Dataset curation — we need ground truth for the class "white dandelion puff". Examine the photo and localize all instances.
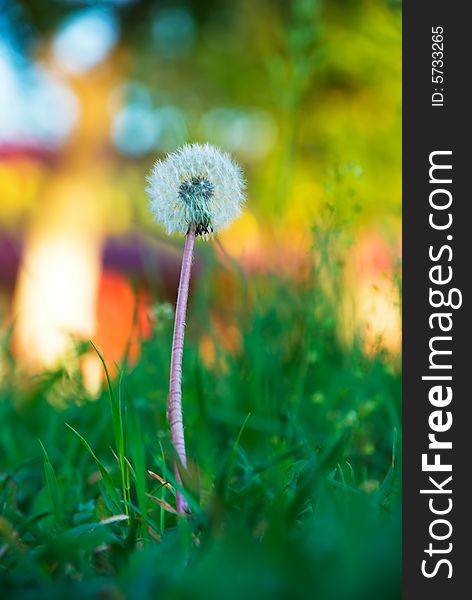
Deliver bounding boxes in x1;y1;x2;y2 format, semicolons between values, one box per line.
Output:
146;143;246;236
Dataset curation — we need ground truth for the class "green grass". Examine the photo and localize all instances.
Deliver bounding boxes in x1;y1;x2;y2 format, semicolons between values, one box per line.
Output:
0;231;401;600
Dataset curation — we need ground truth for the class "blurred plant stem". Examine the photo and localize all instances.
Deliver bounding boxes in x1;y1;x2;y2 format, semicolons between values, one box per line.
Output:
168;227;196;513
267;0;322;213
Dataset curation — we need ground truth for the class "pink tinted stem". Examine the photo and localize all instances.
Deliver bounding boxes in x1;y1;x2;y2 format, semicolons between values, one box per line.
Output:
168;227;196;513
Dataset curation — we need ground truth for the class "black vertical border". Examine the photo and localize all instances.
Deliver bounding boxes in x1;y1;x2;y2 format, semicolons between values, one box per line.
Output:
403;2;470;597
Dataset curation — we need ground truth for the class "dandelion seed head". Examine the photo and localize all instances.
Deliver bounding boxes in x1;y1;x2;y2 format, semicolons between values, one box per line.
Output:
146;143;246;236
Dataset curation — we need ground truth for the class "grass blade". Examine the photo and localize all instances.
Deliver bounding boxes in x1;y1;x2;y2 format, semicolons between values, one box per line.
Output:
90;342;129;513
38;440;63;529
65;423;121;510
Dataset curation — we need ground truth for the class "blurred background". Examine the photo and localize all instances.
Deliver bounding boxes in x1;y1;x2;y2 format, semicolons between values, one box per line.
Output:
0;1;402;597
0;0;401;386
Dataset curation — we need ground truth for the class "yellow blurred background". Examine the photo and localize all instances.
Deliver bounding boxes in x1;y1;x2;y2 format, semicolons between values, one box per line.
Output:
0;0;401;387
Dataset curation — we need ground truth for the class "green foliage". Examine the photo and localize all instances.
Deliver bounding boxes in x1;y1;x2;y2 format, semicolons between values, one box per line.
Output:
0;1;401;597
0;236;401;599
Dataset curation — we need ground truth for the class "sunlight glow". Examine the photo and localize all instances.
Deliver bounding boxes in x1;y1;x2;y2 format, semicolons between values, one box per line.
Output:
13;215;101;371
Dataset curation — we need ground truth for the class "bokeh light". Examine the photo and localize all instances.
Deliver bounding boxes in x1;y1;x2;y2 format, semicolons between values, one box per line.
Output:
53;7;119;74
0;0;401;374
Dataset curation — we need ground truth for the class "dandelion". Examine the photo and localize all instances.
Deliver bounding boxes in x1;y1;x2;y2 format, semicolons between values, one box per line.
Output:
147;143;246;512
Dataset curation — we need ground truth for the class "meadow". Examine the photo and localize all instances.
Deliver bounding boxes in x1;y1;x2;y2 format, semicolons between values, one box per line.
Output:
0;222;401;598
0;1;401;597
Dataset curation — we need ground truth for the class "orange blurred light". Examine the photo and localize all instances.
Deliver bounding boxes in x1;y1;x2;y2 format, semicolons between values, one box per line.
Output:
342;229;401;355
93;272;151;362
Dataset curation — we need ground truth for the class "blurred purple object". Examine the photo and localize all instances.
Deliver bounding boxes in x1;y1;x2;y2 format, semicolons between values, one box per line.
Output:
0;235;21;287
102;234;201;299
0;231;201;300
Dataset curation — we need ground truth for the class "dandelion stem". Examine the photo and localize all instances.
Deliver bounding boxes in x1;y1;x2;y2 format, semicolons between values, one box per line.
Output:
168;226;195;513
